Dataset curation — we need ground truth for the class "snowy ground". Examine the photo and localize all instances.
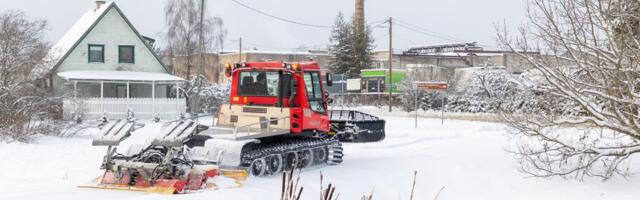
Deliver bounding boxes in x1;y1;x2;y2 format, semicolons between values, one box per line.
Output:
1;111;639;200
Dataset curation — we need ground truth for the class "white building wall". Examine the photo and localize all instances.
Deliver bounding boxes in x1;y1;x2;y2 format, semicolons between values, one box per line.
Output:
57;8;165;73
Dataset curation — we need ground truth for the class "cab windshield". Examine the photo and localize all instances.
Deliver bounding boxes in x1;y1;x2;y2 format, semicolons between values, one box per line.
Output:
303;71;325;113
238;71;279;96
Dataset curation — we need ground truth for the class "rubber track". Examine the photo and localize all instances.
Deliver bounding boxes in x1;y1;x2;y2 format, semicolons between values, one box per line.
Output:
334;127;386;143
240;137;341;168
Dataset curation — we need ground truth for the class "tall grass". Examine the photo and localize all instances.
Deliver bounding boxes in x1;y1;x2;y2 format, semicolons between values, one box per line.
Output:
280;167;445;200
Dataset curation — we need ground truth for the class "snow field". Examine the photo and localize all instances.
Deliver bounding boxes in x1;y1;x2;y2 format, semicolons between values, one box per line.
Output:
1;114;639;200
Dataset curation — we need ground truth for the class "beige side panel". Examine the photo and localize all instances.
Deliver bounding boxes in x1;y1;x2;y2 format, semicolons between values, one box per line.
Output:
218;104;290;130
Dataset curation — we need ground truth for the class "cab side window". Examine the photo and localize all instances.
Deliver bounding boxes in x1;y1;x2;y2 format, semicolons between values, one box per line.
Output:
303;72;325;113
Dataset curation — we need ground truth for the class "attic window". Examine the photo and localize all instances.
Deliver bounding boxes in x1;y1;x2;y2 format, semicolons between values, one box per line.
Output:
119;45;135;63
88;44;104;63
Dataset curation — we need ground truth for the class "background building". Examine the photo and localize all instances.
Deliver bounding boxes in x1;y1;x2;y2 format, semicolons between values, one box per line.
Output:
371;42;537;74
164;50;330;84
162;53;221;83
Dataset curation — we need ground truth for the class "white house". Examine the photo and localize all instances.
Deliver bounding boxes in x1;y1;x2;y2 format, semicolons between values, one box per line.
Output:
33;1;185;120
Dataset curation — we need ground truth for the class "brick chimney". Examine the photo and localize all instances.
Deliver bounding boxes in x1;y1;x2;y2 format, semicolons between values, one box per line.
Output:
355;0;365;34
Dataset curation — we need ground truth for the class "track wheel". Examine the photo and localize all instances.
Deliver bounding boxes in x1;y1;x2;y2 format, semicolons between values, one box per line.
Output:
312;147;327;164
327;143;343;165
297;149;314;168
264;154;283;175
249;158;266;177
283;152;298;170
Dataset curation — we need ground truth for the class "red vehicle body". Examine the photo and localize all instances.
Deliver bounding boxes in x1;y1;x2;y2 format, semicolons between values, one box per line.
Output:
225;61;331;134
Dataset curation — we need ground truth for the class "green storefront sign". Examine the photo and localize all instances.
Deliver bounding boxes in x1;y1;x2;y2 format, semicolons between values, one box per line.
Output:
360;69;406;93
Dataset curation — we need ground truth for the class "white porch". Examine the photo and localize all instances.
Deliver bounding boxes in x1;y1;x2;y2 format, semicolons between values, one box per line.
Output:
59;71;186;120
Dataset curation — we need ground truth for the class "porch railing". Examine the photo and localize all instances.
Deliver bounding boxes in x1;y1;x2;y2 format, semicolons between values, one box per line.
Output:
63;97;186;121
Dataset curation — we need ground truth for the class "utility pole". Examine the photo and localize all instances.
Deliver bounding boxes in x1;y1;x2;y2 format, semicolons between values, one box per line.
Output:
195;0;205;124
199;0;205;77
238;37;243;63
388;17;393;112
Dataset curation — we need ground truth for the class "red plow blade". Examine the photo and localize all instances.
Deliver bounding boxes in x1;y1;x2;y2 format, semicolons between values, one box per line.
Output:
79;169;247;194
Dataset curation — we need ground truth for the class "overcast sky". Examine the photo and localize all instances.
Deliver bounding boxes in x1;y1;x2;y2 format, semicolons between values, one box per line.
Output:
0;0;529;51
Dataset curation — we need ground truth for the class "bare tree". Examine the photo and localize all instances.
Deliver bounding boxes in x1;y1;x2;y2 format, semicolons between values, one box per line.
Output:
0;10;71;142
498;0;640;180
162;0;227;114
0;10;48;85
162;0;227;81
399;71;421;112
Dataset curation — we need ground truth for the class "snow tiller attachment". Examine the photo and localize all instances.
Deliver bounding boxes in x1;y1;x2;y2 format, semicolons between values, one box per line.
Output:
329;110;386;143
82;119;248;194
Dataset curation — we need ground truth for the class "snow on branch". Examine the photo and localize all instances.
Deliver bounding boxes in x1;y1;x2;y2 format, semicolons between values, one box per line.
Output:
498;0;640;180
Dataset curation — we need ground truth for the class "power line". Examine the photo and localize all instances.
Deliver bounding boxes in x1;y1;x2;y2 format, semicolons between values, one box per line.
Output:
369;22;389;30
243;41;294;51
230;39;328;51
393;18;466;43
394;19;465;42
244;40;307;51
391;19;505;49
394;32;424;46
367;19;388;26
395;20;502;49
229;0;332;28
395;23;463;43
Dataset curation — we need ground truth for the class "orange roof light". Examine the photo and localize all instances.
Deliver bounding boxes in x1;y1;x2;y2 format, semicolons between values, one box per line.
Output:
291;63;300;71
224;63;232;77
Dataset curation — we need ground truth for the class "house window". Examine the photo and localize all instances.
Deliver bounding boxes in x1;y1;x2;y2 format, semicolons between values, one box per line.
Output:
88;44;104;63
129;83;152;98
76;82;101;98
119;45;134;63
103;83;128;98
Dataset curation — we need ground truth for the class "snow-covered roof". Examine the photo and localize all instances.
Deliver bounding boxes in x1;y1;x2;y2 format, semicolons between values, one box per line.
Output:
406;64;439;68
372;49;404;54
31;2;114;78
53;2;114;60
58;71;184;82
31;1;170;78
373;50;470;56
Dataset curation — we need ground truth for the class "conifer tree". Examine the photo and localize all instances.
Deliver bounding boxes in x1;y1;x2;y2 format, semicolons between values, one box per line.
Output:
351;16;375;78
328;12;353;76
328;12;374;78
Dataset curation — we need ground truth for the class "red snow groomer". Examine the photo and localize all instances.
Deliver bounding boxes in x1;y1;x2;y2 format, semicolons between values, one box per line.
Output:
83;61;385;194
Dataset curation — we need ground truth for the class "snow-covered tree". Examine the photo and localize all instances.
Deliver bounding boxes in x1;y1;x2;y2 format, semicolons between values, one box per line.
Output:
328;12;354;76
0;11;48;85
328;12;374;78
498;0;640;180
399;72;421;111
464;68;521;99
0;10;68;142
351;16;375;78
192;83;229;114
